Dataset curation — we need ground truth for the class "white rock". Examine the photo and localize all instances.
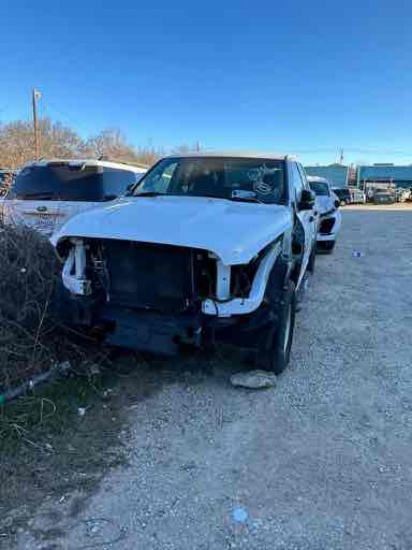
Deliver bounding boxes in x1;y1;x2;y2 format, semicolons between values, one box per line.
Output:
230;370;277;389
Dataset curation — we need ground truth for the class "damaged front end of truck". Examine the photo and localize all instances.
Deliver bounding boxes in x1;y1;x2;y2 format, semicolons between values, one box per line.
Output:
55;234;287;355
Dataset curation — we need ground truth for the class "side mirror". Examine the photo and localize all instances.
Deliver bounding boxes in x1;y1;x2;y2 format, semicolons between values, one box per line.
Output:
334;199;340;208
298;189;316;211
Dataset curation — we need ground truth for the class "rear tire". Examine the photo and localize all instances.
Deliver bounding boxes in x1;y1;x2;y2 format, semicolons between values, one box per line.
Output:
258;280;296;375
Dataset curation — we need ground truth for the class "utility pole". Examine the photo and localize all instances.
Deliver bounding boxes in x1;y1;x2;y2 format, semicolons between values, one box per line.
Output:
32;88;41;159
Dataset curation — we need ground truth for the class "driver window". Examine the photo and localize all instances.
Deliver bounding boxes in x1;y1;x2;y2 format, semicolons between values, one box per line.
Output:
291;163;304;201
297;163;310;189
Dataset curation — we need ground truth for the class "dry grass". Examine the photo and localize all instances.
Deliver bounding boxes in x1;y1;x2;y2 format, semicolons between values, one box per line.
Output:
0;223;111;394
0;223;62;390
0;223;134;546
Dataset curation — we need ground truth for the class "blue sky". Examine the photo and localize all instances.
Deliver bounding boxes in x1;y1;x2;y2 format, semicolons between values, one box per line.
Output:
1;0;412;165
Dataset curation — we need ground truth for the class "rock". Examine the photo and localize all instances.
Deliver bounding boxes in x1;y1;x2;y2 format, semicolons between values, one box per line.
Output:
230;370;276;389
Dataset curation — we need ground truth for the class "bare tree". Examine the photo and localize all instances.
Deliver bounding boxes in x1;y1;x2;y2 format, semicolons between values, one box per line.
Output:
0;116;195;171
171;142;203;155
0;118;83;169
82;128;140;163
135;146;162;166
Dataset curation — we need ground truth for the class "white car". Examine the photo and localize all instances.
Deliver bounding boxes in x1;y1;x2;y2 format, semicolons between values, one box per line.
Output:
396;188;411;202
308;176;342;253
1;159;147;235
52;153;318;374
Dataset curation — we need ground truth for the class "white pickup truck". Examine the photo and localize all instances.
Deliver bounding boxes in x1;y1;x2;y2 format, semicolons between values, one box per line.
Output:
52;153;318;374
308;175;342;253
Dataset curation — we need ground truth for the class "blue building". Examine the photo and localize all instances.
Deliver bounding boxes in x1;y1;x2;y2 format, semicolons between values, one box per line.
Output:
304;164;349;188
357;164;412;190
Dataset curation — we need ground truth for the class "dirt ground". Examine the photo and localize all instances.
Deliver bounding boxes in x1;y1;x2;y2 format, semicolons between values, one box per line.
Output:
2;206;412;549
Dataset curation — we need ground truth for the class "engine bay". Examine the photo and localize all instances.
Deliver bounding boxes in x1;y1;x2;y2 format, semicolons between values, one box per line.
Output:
59;238;265;317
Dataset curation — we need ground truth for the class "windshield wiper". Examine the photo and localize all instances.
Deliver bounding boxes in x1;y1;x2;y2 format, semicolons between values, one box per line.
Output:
228;195;262;203
133;191;165;198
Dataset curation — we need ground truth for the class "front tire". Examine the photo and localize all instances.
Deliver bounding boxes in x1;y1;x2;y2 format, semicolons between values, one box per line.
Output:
258;280;296;375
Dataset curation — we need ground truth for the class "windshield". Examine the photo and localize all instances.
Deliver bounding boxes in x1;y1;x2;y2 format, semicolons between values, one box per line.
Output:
309;181;329;196
132;157;286;204
11;164;140;201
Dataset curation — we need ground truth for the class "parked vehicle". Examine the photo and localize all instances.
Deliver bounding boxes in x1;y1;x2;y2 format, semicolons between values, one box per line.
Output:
1;159;147;235
396;188;411;202
373;190;396;204
308;176;342;253
332;187;365;205
349;188;366;204
332;187;351;206
52;153;318;374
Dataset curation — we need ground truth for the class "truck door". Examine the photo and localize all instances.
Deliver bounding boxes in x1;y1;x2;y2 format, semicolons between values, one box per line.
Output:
290;162;317;288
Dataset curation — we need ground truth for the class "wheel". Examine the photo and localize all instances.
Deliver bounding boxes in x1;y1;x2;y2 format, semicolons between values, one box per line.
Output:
318;240;335;254
257;280;296;375
340;200;346;207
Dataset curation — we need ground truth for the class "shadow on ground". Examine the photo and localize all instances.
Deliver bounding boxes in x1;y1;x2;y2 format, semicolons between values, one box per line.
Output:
0;345;250;548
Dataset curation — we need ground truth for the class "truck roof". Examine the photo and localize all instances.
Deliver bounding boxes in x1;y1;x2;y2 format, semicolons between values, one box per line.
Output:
163;151;294;161
18;159;148;173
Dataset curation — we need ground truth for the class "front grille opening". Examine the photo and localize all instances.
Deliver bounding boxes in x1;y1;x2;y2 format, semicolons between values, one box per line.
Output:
87;239;216;315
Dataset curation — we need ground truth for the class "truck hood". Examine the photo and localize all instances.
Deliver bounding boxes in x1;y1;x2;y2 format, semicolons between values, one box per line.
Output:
51;195;292;265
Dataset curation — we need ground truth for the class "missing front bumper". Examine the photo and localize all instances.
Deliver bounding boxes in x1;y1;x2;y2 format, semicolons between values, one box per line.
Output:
102;307;203;355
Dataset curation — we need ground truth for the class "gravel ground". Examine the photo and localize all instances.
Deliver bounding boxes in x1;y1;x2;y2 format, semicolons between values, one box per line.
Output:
22;208;412;549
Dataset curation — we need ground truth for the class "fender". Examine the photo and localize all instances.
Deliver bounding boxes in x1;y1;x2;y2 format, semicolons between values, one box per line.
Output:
202;241;283;317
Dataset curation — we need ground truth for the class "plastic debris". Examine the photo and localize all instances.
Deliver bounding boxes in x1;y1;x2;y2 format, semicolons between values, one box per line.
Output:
0;360;72;405
88;363;101;376
232;507;249;523
352;250;363;258
78;407;87;417
230;370;277;389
